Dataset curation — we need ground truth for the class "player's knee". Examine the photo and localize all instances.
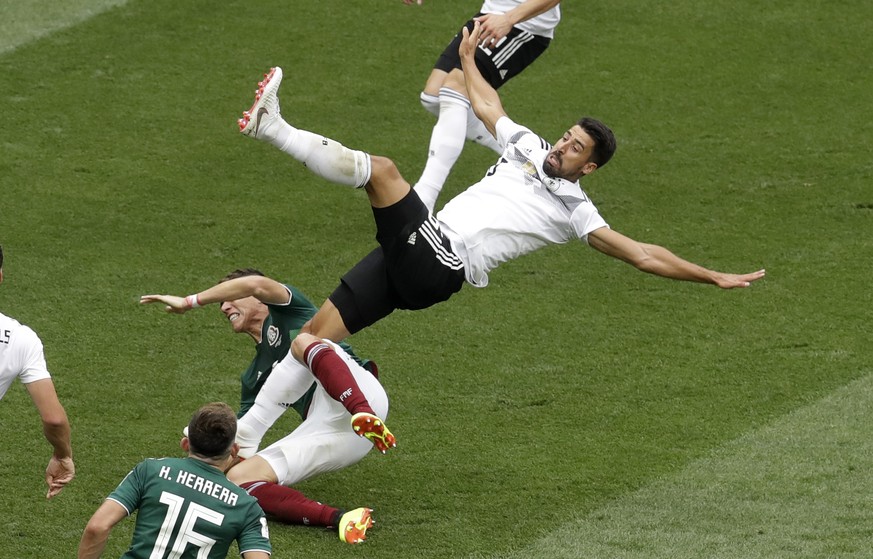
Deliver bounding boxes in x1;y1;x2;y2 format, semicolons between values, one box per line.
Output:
291;332;319;362
420;91;440;116
443;69;467;95
370;156;402;182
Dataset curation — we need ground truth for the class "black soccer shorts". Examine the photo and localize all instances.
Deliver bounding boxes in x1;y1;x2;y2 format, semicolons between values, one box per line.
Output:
433;15;551;90
329;190;465;334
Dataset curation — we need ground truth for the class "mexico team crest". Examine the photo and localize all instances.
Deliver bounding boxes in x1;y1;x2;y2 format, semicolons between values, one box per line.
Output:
266;325;281;347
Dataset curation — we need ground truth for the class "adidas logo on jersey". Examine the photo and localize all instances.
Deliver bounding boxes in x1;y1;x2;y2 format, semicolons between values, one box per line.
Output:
407;232;417;245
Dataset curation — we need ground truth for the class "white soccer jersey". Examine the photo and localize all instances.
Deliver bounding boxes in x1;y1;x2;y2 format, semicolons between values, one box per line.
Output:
437;116;608;288
480;0;561;39
0;312;51;400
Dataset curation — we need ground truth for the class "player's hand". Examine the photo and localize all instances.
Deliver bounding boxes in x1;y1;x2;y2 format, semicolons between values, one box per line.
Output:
45;456;75;499
474;13;512;47
140;294;191;314
714;269;766;289
460;21;482;61
401;0;422;4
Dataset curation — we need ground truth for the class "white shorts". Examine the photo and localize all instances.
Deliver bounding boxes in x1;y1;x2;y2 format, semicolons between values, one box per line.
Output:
240;340;389;486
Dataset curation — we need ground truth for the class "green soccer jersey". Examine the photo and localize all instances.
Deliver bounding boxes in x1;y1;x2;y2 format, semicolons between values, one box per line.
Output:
108;457;271;559
237;284;373;418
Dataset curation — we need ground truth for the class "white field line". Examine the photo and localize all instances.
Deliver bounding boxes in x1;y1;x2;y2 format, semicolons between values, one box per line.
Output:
487;371;873;559
0;0;130;55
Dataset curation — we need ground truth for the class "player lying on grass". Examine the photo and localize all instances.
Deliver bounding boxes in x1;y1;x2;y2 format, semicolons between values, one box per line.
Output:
141;270;391;543
233;21;765;414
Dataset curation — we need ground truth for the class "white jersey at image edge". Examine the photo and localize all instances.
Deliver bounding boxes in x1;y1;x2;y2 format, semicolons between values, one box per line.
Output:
0;312;51;400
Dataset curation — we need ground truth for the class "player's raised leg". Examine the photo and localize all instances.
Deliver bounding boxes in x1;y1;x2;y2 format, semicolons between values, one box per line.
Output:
239;67;370;188
238;67;409;208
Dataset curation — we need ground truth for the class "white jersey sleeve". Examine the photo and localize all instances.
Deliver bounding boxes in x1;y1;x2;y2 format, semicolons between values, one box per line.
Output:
0;314;51;400
495;115;529;149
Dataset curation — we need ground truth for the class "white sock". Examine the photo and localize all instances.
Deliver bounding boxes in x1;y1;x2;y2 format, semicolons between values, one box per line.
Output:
466;110;502;153
270;120;371;188
423;90;500;153
236;411;271;459
413;87;470;211
420;91;440;117
423;90;500;152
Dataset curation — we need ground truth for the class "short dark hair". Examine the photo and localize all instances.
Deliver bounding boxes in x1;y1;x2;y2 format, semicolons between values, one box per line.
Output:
577;117;617;169
187;402;237;459
219;268;264;283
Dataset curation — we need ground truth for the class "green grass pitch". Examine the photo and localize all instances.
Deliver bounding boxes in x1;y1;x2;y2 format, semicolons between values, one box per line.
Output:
0;0;871;557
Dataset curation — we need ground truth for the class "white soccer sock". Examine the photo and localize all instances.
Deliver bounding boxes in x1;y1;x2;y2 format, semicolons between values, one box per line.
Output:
272;121;371;188
413;87;470;211
424;90;500;152
420;91;440;117
236;411;271;459
466;110;502;153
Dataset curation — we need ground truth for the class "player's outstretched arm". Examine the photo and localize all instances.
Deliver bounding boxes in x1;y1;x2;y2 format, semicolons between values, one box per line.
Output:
459;22;508;138
26;379;75;498
140;276;292;313
78;500;128;559
587;227;765;288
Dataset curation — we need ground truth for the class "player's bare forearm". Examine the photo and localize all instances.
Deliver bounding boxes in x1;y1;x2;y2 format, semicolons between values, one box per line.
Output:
588;228;765;289
44;420;72;460
79;502;127;558
77;532;109;559
27;379;74;460
635;243;765;288
459;22;507;136
141;276;290;312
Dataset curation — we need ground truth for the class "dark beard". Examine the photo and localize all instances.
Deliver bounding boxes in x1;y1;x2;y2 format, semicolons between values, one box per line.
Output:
542;156;559;178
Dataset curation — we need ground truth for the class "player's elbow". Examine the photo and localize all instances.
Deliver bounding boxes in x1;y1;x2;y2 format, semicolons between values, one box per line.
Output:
40;405;70;431
291;332;319;362
632;254;659;274
37;402;70;433
245;275;275;297
625;243;662;274
83;517;114;542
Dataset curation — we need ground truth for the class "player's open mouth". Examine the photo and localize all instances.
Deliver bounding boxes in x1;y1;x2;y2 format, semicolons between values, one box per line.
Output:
547;153;560;168
228;313;240;322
